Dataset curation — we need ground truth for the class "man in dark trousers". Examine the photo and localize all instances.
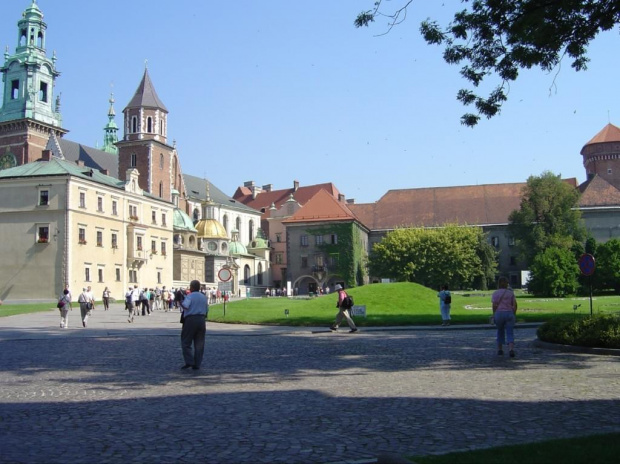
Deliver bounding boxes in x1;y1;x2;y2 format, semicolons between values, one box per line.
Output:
180;280;209;370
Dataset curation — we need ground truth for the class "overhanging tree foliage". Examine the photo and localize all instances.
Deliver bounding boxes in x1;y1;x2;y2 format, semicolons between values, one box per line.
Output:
508;171;586;266
369;224;497;289
355;1;620;126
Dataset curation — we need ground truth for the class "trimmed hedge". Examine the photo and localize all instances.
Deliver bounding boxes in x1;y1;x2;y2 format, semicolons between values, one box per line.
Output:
537;315;620;349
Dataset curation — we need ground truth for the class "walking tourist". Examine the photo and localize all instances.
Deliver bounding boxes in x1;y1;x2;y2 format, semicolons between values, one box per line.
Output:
329;284;357;333
437;284;452;326
180;280;209;370
492;276;518;357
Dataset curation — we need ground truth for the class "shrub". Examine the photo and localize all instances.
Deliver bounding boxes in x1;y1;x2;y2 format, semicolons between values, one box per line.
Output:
537;315;620;348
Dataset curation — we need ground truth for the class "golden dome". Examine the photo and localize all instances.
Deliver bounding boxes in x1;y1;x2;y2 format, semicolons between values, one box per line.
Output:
195;219;228;239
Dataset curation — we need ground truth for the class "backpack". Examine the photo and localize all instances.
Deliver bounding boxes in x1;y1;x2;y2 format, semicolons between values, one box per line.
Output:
342;295;354;310
444;293;452;305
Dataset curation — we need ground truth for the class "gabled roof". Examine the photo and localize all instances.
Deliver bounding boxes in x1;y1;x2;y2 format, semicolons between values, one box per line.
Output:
125;69;168;112
183;174;260;215
579;174;620;207
282;189;359;225
233;182;341;212
582;123;620;152
48;137;119;178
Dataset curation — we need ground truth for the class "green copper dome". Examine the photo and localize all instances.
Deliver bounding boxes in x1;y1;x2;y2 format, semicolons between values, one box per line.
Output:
173;208;197;232
249;228;269;249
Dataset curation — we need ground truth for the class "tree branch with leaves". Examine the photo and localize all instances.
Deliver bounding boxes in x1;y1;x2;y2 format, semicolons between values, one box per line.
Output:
355;0;620;126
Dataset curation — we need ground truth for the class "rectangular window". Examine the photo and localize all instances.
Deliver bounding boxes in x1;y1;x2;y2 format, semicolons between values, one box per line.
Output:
276;233;282;243
330;234;338;244
39;82;48;102
136;236;143;251
11;80;19;99
162;213;166;226
111;233;118;248
129;270;137;283
85;268;90;282
491;236;499;248
157;271;162;284
275;253;283;264
115;268;121;282
79;192;86;208
510;256;517;266
300;235;308;247
96;231;103;247
151;240;157;253
39;190;49;206
131;153;137;167
301;256;308;268
129;205;138;221
37;226;49;243
112;200;118;216
98;268;103;283
161;242;167;256
315;235;323;245
508;237;515;246
97;197;103;212
316;255;324;267
329;253;339;267
152;211;157;224
79;228;86;244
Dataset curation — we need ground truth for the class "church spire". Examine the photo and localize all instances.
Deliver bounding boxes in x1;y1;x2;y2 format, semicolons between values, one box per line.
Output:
102;93;119;154
0;0;61;126
122;68;168;144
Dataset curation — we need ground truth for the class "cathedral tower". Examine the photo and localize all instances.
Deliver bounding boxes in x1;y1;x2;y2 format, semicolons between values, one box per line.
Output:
0;0;66;170
117;68;187;209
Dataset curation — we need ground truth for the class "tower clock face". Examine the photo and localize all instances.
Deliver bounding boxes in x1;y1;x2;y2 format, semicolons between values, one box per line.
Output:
0;152;17;170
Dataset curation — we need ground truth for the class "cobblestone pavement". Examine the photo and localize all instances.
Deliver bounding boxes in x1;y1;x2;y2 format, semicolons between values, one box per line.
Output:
1;304;619;464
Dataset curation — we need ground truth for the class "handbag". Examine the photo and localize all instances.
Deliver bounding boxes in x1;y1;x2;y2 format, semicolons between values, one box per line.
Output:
87;302;93;310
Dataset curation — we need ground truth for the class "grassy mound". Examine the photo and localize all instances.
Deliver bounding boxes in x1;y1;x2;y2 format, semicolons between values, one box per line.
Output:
537;314;620;349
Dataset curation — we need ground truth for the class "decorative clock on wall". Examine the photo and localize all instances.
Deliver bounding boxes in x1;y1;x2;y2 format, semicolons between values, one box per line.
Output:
0;152;16;170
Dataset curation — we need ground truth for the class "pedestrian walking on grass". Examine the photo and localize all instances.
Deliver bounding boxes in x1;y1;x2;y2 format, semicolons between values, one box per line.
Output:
492;276;518;358
437;284;452;326
329;284;357;333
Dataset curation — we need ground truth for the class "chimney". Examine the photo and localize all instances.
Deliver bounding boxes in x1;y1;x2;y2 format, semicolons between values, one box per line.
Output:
346;198;355;204
338;194;345;202
244;181;255;188
293;180;299;191
101;169;109;176
262;184;272;192
41;149;52;161
76;160;85;167
252;185;262;200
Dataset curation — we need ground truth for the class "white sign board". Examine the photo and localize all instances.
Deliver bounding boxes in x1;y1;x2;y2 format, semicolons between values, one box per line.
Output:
350;305;366;318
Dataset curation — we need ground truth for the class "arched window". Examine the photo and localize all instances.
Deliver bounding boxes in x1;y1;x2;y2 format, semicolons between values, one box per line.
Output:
37;31;43;48
244;265;251;285
236;217;241;233
193;208;200;222
223;215;228;233
147;117;152;133
159;181;163;198
188;236;195;247
131;116;138;133
257;263;263;285
249;220;254;241
160;153;164;169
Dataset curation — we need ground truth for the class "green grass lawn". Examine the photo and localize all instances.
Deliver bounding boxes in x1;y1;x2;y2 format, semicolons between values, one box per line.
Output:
2;282;618;325
411;432;620;464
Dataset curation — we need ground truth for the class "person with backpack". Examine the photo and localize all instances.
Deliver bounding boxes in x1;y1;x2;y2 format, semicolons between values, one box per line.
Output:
437;284;452;326
329;284;357;333
58;288;71;328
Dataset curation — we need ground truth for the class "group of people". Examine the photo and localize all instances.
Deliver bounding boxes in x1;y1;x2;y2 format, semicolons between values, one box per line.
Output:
437;277;518;357
56;285;96;329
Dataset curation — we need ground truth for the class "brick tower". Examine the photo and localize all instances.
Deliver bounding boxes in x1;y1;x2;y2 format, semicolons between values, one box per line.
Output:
581;123;620;191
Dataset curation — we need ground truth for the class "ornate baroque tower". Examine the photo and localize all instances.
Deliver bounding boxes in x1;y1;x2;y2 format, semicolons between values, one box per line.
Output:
101;93;119;154
0;0;66;170
116;68;187;210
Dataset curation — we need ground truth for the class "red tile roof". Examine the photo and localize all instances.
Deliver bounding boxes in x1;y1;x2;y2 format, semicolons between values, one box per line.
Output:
233;182;341;212
282;189;358;224
582;123;620;151
579;174;620;207
348;180;578;230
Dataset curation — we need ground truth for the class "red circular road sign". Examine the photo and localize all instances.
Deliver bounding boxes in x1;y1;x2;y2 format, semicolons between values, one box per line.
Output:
218;268;232;282
578;253;596;276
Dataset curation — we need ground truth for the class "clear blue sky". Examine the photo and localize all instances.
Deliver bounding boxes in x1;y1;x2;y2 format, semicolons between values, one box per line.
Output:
2;1;619;204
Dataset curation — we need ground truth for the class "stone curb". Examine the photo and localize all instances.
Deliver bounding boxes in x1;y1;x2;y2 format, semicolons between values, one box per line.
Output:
533;338;620;356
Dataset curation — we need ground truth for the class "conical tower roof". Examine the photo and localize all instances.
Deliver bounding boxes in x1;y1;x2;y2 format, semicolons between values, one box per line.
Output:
581;123;620;153
125;69;168;112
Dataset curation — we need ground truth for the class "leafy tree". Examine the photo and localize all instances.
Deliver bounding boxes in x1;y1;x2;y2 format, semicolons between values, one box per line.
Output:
527;246;579;297
369;224;497;289
592;239;620;293
508;171;586;266
355;1;620;126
